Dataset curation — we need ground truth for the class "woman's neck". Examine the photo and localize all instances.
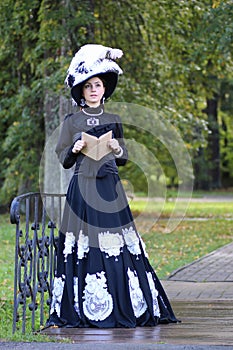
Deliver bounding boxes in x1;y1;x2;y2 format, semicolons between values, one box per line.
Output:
82;104;104;116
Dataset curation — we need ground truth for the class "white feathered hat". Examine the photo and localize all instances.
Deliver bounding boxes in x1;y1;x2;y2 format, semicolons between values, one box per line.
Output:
65;44;123;105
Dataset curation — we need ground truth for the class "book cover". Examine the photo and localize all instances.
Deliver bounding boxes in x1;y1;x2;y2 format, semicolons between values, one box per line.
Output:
81;130;113;161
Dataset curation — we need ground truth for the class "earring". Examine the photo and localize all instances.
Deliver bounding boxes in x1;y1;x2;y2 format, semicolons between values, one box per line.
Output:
80;98;86;107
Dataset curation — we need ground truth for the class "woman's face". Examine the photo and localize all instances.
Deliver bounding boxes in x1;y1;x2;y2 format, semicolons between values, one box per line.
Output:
82;76;105;107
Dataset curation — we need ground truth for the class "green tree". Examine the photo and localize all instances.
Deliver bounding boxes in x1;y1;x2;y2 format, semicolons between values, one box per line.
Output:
1;0;233;208
0;0;95;206
0;0;45;204
192;1;233;189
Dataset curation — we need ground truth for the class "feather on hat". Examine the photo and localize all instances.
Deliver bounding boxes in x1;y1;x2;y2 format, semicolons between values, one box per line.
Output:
65;44;123;105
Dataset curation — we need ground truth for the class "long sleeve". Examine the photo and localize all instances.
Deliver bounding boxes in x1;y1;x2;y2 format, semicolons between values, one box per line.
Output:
115;117;128;166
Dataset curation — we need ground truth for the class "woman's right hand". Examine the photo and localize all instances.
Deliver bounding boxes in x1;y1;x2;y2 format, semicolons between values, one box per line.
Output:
72;140;86;154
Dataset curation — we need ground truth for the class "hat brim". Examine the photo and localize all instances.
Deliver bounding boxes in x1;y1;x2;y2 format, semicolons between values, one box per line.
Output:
71;72;118;106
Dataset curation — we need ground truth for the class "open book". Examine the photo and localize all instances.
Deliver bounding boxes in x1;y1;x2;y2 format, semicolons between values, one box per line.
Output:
81;130;113;161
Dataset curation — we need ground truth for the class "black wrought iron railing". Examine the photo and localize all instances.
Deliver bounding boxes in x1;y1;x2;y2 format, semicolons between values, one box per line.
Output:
10;192;66;334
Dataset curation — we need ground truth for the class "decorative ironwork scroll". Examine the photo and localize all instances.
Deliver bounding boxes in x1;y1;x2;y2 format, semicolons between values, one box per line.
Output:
10;192;65;334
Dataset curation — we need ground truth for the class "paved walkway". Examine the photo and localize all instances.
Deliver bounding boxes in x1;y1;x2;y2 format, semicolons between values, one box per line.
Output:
0;342;231;350
2;241;233;349
39;241;233;348
167;241;233;283
163;241;233;301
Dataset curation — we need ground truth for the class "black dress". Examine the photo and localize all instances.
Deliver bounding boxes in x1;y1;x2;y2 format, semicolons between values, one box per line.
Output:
47;105;178;328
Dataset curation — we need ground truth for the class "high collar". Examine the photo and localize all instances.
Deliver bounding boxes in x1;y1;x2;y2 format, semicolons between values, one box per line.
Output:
82;104;104;116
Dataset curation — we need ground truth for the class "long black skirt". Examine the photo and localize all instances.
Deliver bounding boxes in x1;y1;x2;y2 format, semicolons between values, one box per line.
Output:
47;172;178;328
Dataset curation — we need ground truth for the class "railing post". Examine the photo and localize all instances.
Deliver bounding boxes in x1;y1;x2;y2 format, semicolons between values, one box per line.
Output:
10;192;65;334
11;198;20;334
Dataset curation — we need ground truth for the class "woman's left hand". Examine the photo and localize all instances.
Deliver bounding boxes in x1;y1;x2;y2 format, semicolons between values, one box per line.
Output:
108;139;121;154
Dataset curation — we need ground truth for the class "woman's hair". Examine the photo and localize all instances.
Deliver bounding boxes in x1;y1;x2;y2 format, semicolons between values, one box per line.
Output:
97;75;106;87
81;75;107;91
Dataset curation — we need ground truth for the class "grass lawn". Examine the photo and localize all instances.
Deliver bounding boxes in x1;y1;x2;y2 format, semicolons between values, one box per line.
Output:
0;196;233;341
130;198;233;218
130;197;233;276
141;219;233;278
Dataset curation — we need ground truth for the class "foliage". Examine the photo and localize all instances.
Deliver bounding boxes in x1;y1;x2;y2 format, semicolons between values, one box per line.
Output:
0;0;94;205
1;0;233;206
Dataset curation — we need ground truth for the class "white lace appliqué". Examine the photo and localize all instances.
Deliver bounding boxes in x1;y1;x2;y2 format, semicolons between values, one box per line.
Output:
127;268;147;318
50;276;65;317
122;226;141;257
98;231;124;258
83;272;113;321
139;236;148;258
73;277;80;316
63;232;76;262
77;230;89;259
146;272;160;317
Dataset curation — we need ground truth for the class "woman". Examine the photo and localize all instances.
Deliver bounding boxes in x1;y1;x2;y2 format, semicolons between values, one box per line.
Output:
47;44;178;328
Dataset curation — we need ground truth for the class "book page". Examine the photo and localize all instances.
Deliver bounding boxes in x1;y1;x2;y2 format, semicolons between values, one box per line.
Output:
81;130;112;160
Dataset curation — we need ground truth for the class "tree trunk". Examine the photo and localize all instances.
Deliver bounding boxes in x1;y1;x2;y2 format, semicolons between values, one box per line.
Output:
205;95;221;189
193;147;210;190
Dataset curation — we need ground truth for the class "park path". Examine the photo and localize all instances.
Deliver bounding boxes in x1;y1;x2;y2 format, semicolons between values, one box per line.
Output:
2;195;233;349
39;241;233;347
1;243;233;349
